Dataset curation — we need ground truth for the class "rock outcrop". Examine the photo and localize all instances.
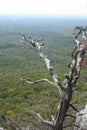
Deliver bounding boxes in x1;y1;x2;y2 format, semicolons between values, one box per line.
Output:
74;105;87;130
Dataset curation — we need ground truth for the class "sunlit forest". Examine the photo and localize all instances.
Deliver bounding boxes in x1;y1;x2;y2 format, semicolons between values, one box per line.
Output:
0;15;87;129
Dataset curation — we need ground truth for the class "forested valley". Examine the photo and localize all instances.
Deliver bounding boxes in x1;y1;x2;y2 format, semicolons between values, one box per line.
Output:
0;15;87;129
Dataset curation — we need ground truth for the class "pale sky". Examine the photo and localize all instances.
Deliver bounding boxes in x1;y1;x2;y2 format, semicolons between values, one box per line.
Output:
0;0;87;15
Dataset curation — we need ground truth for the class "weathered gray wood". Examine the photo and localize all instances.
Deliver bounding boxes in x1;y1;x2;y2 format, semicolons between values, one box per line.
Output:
19;26;87;130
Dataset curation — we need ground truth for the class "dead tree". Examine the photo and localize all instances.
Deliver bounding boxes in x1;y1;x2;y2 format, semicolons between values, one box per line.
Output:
19;26;87;130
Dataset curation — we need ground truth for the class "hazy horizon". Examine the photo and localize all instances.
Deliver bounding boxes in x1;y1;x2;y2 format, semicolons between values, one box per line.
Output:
0;14;87;19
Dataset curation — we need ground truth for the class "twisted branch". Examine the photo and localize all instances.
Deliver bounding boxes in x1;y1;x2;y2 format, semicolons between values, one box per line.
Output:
19;32;64;96
20;78;56;87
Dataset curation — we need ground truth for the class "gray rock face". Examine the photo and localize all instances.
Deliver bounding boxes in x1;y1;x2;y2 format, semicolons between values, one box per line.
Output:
74;105;87;130
0;127;5;130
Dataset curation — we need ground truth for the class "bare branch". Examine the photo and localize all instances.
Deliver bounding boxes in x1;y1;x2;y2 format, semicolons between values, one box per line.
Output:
19;33;64;96
50;115;55;122
20;78;56;87
32;112;55;127
66;114;76;119
70;104;78;112
72;26;82;39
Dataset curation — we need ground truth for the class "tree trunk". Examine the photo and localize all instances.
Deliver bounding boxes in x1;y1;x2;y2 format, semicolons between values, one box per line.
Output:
54;91;72;130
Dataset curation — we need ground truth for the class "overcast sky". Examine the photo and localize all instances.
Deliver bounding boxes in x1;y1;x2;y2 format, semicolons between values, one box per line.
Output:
0;0;87;15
